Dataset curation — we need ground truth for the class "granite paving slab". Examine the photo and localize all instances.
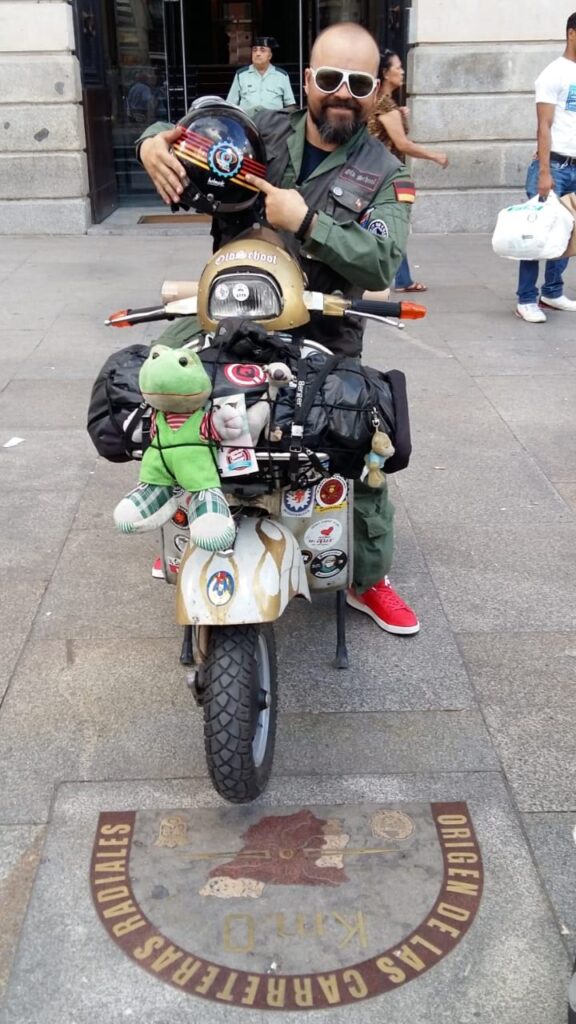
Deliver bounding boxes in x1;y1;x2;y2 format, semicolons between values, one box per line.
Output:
0;774;569;1024
0;625;492;825
422;563;576;634
0;827;46;1004
0;576;47;702
0;379;96;431
0;491;81;578
554;479;576;512
29;527;179;641
276;581;476;713
455;632;576;707
0;430;95;492
483;704;576;812
396;448;570;526
524;812;576;954
474;373;576;480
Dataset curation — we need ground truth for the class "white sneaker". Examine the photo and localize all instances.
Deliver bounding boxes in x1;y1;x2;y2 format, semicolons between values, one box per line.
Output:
515;303;547;323
539;294;576;312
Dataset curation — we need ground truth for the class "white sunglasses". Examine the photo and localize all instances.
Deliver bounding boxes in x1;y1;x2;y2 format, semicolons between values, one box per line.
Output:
310;66;378;99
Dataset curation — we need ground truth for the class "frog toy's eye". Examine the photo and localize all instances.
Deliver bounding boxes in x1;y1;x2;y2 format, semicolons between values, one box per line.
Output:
179;356;188;366
152;351;160;359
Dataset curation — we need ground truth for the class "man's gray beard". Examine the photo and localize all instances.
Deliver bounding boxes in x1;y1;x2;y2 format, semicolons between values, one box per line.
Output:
310;105;363;144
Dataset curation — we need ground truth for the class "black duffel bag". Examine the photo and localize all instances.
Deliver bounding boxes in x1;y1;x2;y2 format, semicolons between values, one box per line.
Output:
87;344;151;462
269;351;411;478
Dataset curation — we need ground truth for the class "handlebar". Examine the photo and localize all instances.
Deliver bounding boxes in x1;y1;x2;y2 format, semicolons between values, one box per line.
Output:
105;293;426;329
347;298;426;320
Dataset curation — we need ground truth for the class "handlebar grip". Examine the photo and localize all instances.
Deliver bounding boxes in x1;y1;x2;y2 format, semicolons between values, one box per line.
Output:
348;299;402;318
348;298;427;320
105;306;172;328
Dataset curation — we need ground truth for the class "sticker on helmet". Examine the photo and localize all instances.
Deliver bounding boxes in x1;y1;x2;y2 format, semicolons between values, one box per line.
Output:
208;140;243;179
223;363;267;387
214;282;230;301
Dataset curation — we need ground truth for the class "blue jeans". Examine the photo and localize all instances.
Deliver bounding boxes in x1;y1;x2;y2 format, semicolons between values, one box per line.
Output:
517;159;576;304
394;254;413;289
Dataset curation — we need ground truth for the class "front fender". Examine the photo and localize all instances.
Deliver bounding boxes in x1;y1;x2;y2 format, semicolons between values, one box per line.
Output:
176;516;310;626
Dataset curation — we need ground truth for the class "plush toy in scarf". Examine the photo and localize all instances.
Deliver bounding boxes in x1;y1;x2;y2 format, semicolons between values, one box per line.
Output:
114;344;244;551
364;430;395;488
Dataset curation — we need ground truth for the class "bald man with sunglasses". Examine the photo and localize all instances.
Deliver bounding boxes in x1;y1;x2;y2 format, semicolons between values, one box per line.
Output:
137;22;419;635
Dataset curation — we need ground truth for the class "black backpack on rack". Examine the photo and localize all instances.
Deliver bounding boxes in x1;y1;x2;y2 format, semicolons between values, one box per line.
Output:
87;344;151;462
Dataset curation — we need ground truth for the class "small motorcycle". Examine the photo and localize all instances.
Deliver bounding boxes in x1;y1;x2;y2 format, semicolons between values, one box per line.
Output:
106;229;425;803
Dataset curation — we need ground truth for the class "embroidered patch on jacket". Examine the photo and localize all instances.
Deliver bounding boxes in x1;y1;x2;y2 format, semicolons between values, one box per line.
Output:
341;167;380;192
367;219;389;237
393;180;416;203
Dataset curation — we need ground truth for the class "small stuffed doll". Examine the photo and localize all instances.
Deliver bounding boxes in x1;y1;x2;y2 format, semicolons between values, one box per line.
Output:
365;430;395;488
114;345;245;551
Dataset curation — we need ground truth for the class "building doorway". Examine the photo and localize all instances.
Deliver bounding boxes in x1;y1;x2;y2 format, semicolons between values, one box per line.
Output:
79;0;411;211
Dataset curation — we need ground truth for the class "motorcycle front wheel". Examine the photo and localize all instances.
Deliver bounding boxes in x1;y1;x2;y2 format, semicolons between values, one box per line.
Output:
202;624;277;803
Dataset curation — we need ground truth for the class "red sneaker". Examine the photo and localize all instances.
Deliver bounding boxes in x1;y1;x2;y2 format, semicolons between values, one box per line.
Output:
346;577;420;635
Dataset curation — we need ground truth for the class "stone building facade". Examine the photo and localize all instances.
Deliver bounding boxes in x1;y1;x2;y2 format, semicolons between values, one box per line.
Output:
0;0;574;234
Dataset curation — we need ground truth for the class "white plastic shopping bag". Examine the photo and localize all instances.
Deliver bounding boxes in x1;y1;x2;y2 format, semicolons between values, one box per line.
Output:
492;191;574;260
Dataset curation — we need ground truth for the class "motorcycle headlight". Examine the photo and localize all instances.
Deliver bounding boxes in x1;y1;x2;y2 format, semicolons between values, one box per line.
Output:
208;273;283;320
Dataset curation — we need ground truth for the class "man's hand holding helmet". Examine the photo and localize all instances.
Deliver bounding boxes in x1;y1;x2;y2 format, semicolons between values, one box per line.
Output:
140;127;187;205
245;175;318;239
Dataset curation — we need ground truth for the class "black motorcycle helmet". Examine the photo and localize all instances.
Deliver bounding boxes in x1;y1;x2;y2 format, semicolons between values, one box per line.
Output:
172;97;267;214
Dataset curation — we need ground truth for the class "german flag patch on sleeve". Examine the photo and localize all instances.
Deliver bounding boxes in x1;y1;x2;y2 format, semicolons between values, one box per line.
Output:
393;179;416;203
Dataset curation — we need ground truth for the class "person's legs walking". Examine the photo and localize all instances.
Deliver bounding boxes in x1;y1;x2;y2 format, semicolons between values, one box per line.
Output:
394;255;413;289
539;162;576;310
516;159;547;322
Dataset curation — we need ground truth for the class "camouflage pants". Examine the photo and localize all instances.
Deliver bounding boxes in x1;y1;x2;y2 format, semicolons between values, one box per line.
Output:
154;318;395;592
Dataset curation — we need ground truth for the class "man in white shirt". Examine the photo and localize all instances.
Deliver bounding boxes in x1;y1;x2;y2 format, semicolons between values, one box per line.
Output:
226;36;296;114
516;12;576;322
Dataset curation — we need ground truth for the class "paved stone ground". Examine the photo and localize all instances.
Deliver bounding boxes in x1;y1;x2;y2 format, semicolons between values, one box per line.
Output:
0;231;575;1022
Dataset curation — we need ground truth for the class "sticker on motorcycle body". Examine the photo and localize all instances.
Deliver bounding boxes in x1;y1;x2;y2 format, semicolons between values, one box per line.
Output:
315;475;347;509
310;549;347;578
304;518;342;549
207;570;235;606
282;487;314;518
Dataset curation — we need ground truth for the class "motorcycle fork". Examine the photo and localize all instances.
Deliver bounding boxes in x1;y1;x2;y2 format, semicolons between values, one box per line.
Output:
182;625;210;705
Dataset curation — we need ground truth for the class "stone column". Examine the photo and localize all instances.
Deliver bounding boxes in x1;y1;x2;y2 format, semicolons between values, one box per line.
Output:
0;1;89;234
407;0;575;232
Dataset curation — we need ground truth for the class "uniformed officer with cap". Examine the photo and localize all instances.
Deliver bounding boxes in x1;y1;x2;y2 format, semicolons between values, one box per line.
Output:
136;21;421;635
227;36;296;113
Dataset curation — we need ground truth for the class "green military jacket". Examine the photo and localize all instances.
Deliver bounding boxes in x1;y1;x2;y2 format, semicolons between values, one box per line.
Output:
137;110;413;354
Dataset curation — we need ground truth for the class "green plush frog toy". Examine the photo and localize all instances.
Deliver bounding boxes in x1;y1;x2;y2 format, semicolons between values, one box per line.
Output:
113;344;244;552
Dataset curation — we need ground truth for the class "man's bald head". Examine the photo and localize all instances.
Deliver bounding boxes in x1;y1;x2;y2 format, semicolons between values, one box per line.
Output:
305;23;381;148
310;22;380;78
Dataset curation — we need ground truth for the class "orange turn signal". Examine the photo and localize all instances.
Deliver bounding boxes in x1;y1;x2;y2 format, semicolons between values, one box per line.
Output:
399;302;427;319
